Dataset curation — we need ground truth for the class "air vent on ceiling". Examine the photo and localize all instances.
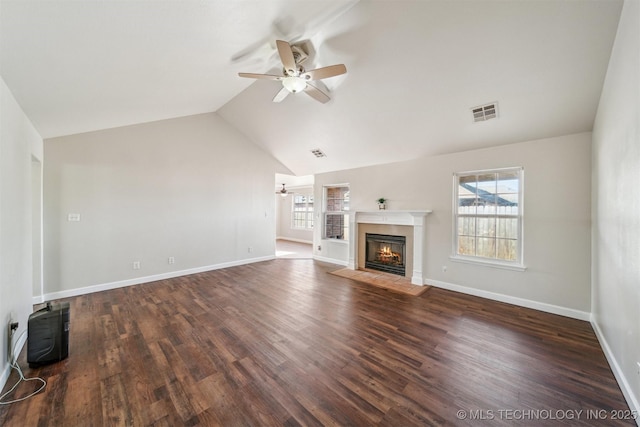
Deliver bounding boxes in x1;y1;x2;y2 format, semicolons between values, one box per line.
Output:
310;148;326;158
471;102;498;123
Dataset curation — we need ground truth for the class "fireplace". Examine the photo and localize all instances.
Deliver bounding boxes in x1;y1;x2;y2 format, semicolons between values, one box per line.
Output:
349;210;432;285
365;233;406;276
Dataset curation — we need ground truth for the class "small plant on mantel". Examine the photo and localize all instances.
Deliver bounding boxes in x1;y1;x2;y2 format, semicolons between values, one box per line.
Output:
377;198;387;210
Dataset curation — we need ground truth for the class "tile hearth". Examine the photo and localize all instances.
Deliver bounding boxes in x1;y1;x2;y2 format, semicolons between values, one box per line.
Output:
329;268;430;296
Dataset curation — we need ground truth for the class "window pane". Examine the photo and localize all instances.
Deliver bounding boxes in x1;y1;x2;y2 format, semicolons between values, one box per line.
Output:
496;193;518;215
476;217;496;237
458;217;475;236
325;214;347;239
477;174;498;214
328;198;341;211
496;218;517;239
458;190;477;214
458;236;475;256
459;175;477;186
497;239;517;261
476;174;497;193
325;214;340;238
476;238;496;258
326;187;348;212
477;200;497;215
498;171;519;192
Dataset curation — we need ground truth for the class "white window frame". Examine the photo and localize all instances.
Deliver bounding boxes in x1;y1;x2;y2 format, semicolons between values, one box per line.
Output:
323;184;350;242
451;167;526;271
291;193;314;230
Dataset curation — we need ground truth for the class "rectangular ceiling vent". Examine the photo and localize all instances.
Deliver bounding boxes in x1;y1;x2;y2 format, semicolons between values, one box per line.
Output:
471;102;498;123
310;148;326;158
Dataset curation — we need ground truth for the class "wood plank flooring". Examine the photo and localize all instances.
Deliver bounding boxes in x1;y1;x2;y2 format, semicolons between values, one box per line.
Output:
1;259;634;426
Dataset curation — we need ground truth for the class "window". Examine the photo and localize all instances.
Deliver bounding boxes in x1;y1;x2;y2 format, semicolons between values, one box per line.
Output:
291;194;314;229
324;185;349;241
453;168;524;269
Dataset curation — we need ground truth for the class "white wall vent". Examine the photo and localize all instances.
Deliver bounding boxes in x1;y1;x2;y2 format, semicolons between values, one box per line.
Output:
471;102;498;122
310;148;326;158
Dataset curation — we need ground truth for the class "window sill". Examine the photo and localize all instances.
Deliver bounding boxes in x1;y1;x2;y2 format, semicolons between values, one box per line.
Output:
450;255;527;272
323;238;349;245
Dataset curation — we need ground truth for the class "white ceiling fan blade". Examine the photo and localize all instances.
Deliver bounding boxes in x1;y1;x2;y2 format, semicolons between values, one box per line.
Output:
273;87;290;103
238;73;283;80
301;64;347;81
276;40;297;75
304;83;330;104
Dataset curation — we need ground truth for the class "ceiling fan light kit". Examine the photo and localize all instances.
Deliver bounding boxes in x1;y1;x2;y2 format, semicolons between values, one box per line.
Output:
282;76;307;93
277;183;294;197
238;40;347;103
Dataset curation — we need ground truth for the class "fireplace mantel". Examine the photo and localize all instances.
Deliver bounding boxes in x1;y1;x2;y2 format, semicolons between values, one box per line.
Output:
348;210;432;285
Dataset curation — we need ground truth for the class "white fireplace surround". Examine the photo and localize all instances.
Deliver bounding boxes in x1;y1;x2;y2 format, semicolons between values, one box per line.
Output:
348;210;432;285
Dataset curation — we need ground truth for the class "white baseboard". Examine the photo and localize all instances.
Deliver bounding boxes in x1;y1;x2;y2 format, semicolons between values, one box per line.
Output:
36;255;275;303
424;277;591;321
591;319;640;425
0;331;28;395
313;255;348;266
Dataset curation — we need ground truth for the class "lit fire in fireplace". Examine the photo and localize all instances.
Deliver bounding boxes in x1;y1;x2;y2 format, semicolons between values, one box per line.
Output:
376;246;402;265
365;233;406;276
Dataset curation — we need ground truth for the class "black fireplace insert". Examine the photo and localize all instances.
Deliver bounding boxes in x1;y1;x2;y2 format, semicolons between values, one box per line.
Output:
365;233;406;276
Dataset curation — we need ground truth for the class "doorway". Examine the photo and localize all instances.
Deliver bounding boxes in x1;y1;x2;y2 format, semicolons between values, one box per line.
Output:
275;173;314;259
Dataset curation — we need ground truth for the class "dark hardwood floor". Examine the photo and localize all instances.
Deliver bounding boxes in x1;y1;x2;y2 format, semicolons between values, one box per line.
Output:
1;259;634;426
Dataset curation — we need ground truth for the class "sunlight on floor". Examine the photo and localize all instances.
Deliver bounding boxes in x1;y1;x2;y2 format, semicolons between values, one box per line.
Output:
275;240;312;259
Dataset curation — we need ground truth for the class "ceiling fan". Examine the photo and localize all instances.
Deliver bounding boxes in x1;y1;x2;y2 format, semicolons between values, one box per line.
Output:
276;183;295;197
238;40;347;104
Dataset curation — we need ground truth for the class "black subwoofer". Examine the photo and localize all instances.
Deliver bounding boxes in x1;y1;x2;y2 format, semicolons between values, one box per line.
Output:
27;302;70;368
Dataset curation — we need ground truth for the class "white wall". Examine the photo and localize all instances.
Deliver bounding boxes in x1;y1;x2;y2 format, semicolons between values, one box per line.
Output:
0;76;43;389
591;0;639;415
315;132;592;318
43;113;284;299
276;185;314;243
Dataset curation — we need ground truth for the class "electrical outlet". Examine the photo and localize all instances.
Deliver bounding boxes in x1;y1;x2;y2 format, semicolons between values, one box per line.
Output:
248;247;253;253
317;245;322;251
133;261;141;270
168;257;175;264
636;362;640;376
442;265;447;272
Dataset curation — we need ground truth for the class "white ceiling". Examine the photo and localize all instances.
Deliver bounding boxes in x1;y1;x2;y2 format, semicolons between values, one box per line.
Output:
0;1;623;176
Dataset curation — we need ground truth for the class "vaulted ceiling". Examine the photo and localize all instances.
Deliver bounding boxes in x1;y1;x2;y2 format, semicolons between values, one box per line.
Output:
0;0;623;176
